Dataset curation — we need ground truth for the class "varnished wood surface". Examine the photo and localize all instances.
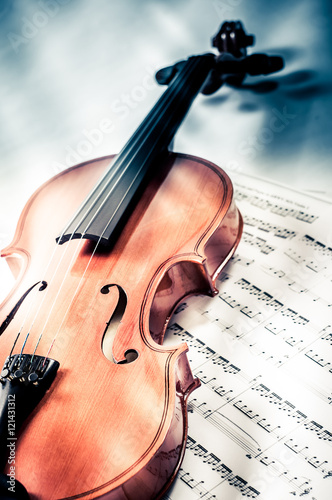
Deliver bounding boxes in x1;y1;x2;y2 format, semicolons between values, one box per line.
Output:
0;153;241;499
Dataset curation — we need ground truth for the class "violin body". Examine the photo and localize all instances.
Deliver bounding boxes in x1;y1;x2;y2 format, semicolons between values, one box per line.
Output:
0;152;241;499
0;20;283;499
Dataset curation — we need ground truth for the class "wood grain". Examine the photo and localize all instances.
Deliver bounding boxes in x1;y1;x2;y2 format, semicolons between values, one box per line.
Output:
0;152;241;499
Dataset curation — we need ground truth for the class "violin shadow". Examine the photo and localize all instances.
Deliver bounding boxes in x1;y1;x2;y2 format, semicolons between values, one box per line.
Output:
234;69;318;97
202;63;331;168
202;93;230;106
267;46;304;64
277;69;316;86
238;101;261;112
232;66;332;164
283;81;332;100
205;69;320;114
235;80;279;94
232;68;325;113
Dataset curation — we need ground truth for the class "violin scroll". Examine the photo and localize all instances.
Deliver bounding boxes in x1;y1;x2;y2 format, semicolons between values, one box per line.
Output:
156;20;284;95
211;20;254;57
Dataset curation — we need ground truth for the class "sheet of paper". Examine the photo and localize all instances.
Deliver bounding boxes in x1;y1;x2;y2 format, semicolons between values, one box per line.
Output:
162;174;332;500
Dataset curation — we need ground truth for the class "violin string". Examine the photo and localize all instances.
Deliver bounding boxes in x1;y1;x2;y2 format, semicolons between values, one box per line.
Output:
9;282;46;358
15;153;135;358
15;56;200;360
59;57;200;242
14;166;106;360
40;236;104;361
41;57;203;360
13;56;202;360
10;243;65;359
66;57;205;247
11;161;119;358
29;237;88;359
16;240;79;359
40;58;203;360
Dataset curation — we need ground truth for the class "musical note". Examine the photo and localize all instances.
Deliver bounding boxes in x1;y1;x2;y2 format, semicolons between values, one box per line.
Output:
230;254;255;267
242;214;297;239
242;231;276;254
235;189;318;223
184;436;261;496
163;174;332;500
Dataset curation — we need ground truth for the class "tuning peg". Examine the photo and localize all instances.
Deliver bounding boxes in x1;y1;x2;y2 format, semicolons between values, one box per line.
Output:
200;53;232;95
155;20;283;95
243;54;284;75
201;52;284;95
216;52;284;77
212;21;254;57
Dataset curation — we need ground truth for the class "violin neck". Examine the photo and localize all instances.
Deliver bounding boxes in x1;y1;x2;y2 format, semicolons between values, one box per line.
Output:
127;53;215;157
57;53;215;246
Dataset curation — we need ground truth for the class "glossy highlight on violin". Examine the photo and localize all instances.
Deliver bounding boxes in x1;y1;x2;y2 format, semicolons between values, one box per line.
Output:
0;21;283;499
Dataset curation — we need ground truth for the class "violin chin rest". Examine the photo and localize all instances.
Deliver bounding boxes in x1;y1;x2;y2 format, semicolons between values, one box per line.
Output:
0;473;30;500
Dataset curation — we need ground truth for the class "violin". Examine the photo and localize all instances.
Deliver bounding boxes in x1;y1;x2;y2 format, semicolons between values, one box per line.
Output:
0;22;283;500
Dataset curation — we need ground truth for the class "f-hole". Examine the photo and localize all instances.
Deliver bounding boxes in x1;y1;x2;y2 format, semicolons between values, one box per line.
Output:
0;280;47;336
101;284;138;364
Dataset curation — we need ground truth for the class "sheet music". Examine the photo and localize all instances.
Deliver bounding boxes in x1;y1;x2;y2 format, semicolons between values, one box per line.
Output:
162;174;332;500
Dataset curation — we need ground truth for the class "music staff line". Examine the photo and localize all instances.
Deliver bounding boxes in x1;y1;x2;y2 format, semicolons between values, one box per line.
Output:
242;214;297;240
235;190;318;224
214;270;330;365
172;283;332;407
264;321;332;366
176;468;217;500
230;253;255;268
304;349;332;374
168;321;331;435
252;383;332;448
284;248;329;276
168;322;246;377
261;263;332;303
237;193;331;294
242;231;275;255
184;435;261;498
219;288;307;329
191;356;332;477
198;372;317;437
188;395;307;494
186;429;316;499
284;437;331;477
189;395;322;498
168;227;332;495
216;278;332;371
234;277;310;325
235;270;332;370
188;397;261;457
195;367;332;467
301;234;332;257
